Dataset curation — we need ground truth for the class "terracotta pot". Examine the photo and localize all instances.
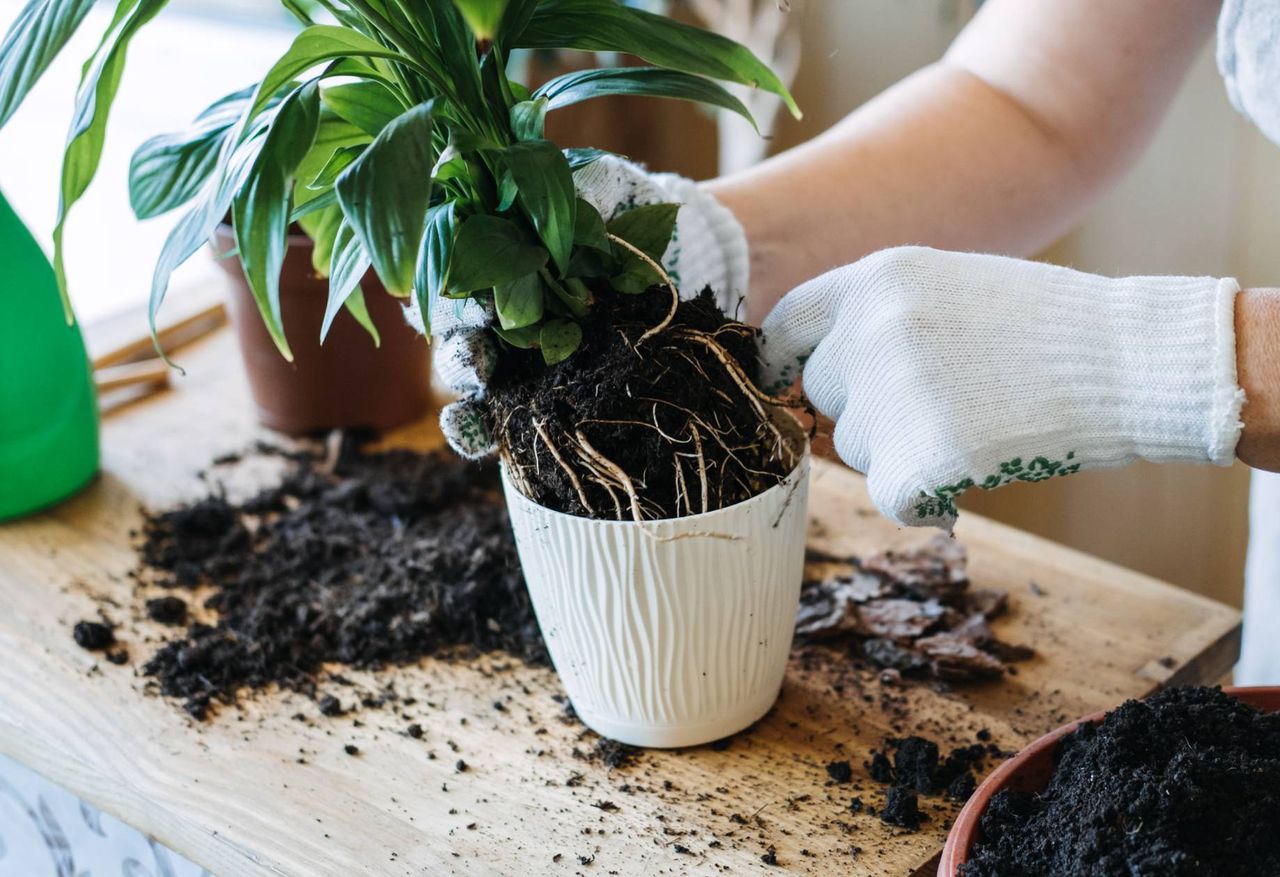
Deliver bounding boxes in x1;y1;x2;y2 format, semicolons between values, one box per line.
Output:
939;686;1280;875
213;224;433;435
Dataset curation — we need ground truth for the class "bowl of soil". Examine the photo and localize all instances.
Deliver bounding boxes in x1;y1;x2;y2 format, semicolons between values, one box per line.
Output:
213;224;435;436
939;685;1280;876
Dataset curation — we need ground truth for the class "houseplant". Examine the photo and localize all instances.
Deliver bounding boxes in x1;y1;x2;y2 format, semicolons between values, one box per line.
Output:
1;0;809;746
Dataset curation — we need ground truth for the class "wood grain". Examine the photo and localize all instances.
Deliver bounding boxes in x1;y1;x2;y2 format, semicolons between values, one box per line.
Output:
0;328;1241;876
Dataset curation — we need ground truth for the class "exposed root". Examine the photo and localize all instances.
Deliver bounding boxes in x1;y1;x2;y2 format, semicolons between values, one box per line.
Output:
575;430;644;522
534;419;595;517
608;233;678;346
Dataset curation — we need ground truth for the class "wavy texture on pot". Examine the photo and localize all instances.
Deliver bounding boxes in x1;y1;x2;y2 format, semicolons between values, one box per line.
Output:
0;0;806;518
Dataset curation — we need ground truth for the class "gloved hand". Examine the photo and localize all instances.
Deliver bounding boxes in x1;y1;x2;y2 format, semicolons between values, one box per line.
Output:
406;154;749;458
760;246;1245;528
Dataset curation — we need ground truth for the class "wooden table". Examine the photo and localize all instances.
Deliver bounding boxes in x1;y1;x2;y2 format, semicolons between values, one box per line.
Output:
0;327;1242;876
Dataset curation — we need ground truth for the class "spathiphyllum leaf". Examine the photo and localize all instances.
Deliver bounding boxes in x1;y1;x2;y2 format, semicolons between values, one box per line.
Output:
516;0;800;119
572;198;609;252
336;100;435;296
307;144;364;190
445;214;548;295
510;98;547;141
607;202;678;261
322;219;372;343
321;80;403;137
502;139;575;273
297;202;343;276
343;285;380;346
294;116;368;201
535;68;754;129
51;0;171;316
414;203;458;335
494;272;543;330
452;0;509;40
232;80;322;359
565;147;610;170
129;85;256;220
0;0;97;128
539;318;582;365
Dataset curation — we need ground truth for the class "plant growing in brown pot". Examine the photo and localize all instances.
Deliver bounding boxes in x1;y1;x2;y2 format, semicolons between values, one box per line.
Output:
3;0;810;745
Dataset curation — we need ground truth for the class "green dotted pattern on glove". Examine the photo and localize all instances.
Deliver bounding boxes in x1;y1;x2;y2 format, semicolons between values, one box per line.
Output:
915;452;1081;521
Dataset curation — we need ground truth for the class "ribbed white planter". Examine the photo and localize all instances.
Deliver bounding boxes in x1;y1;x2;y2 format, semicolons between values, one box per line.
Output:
501;424;810;748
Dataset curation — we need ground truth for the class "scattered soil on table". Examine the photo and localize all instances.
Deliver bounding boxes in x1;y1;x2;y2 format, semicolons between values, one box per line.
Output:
73;620;115;650
134;438;543;719
963;686;1280;876
799;534;1032;681
487;286;804;520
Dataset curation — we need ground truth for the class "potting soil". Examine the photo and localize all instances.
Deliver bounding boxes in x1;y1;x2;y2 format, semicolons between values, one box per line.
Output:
962;685;1280;876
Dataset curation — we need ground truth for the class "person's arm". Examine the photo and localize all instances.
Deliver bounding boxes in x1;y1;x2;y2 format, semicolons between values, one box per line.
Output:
707;0;1221;322
1236;289;1280;469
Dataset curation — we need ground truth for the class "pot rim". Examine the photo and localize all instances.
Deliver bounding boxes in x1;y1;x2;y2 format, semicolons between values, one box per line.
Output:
938;685;1280;876
500;414;811;527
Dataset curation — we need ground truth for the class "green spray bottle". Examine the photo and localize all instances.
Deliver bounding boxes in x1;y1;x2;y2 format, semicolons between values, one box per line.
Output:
0;190;99;519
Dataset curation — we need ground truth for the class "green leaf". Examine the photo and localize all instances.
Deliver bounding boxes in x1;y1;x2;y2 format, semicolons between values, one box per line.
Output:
249;26;412;123
290;187;337;222
335;100;435;295
535;67;754;128
494;272;543;330
0;0;97;128
607;202;678;261
493;324;540;348
297;202;343;276
414;202;457;334
232;80;323;360
307;143;364;190
322;220;372;343
51;0;171;315
343;285;381;346
502;139;575;274
565;147;611;170
509;97;546;141
539;318;582;365
516;0;799;119
293;115;368;202
129;85;256;220
495;0;539;47
321;80;403;136
572;198;609;251
496;170;518;211
452;0;509;41
445;214;548;295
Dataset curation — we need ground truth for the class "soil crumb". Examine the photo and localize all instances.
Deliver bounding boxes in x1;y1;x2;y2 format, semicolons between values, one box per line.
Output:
135;439;543;719
798;535;1032;681
488;286;801;520
963;686;1280;876
73;620;115;651
860;733;996;833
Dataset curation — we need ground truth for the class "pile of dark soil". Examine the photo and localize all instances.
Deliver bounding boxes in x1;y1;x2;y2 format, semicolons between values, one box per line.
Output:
487;286;802;520
798;535;1032;681
963;686;1280;876
135;439;543;719
864;734;996;831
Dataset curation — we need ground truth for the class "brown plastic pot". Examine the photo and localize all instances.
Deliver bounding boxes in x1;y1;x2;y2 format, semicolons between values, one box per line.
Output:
213;223;434;435
939;686;1280;876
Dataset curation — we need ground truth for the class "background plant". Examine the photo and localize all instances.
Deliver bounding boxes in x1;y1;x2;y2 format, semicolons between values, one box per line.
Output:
1;0;798;363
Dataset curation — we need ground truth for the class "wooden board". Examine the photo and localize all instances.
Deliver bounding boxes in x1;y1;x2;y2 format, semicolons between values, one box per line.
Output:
0;328;1241;876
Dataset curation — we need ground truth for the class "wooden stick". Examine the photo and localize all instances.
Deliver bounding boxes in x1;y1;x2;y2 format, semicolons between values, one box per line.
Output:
94;360;171;394
92;303;227;370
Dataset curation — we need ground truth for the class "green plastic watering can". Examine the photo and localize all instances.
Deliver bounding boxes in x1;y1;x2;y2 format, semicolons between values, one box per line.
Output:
0;190;99;520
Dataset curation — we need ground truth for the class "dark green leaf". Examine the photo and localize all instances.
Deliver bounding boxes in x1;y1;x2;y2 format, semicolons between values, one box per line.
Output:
495;0;539;47
502;139;575;273
539;318;582;365
321;80;404;136
542;271;589;317
0;0;97;128
446;214;548;295
535;67;754;128
494;272;543;330
336;100;435;295
496;170;517;211
290;187;337;222
414;202;457;334
297;202;343;276
51;0;171;312
308;143;364;190
452;0;509;40
343;285;381;346
516;0;799;118
128;85;256;220
232;80;322;359
565;146;610;170
322;219;372;343
607;202;678;261
573;197;609;251
493;324;540;348
294;115;368;202
509;97;546;141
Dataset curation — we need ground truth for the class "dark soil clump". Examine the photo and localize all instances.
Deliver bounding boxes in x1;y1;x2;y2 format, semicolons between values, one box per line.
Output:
73;620;115;651
135;440;543;719
880;786;926;830
963;686;1280;876
487;286;800;520
799;535;1032;681
144;596;187;625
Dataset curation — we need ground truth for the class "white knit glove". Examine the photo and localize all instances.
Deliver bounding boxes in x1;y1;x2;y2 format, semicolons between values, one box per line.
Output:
407;154;750;458
1218;0;1280;147
760;246;1245;528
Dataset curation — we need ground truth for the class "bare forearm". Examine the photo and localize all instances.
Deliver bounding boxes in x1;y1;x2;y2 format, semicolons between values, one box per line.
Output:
1236;289;1280;470
708;0;1218;323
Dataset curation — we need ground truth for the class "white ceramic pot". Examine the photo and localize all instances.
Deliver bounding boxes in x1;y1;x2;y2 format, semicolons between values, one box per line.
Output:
501;421;810;748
